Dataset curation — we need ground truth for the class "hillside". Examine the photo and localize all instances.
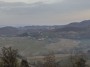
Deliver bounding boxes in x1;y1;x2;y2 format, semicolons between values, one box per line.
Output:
0;20;90;39
0;26;19;36
66;20;90;28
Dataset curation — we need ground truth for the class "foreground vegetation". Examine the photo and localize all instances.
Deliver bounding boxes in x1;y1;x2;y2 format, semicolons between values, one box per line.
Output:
0;47;89;67
0;37;89;67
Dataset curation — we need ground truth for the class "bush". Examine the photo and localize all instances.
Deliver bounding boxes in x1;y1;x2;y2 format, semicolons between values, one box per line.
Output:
0;47;18;67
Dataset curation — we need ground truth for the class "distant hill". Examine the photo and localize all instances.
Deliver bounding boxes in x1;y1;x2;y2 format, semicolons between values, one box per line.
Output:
66;20;90;28
0;26;19;36
53;20;90;39
0;20;90;39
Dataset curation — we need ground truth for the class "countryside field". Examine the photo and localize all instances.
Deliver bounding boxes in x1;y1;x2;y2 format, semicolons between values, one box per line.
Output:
0;37;89;57
0;36;89;67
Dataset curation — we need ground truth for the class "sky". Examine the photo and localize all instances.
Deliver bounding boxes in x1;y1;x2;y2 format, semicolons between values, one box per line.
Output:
0;0;90;26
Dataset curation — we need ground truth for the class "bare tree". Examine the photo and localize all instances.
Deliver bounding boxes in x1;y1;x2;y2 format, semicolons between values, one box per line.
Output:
20;59;29;67
69;48;87;67
43;52;58;67
0;47;18;67
75;56;86;67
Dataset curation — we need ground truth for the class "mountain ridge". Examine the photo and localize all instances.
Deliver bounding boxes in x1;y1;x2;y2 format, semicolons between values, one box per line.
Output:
0;20;90;39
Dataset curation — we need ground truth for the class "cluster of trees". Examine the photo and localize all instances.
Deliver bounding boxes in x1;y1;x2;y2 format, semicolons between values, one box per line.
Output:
0;47;29;67
0;47;88;67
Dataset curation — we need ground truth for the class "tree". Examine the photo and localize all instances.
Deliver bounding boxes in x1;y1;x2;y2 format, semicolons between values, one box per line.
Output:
19;32;29;37
69;48;87;67
43;52;57;67
75;57;86;67
20;59;29;67
0;47;18;67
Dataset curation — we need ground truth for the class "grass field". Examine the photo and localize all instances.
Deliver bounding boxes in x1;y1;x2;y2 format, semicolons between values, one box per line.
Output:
0;37;49;56
0;37;90;67
0;37;90;57
0;37;80;56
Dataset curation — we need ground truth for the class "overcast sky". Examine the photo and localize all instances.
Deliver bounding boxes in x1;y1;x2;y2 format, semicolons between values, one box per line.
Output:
0;0;90;26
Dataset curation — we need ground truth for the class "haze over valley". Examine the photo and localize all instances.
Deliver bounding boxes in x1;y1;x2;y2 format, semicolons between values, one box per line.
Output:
0;20;90;57
0;0;90;67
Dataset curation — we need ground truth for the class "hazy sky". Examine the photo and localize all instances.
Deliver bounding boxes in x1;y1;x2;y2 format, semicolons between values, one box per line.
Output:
0;0;62;3
0;0;90;26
